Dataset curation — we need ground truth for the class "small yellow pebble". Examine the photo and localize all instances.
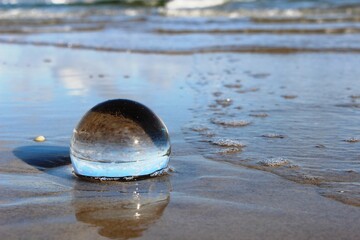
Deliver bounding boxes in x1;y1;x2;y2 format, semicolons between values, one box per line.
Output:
34;135;46;142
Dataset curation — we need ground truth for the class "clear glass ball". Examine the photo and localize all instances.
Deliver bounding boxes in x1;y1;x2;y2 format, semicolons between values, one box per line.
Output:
70;99;171;179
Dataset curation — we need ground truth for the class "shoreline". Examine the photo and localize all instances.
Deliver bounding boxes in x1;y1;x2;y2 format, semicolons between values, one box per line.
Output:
2;39;360;54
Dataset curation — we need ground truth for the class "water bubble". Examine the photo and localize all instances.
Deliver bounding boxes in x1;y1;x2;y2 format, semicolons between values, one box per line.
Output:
223;83;242;89
212;91;223;97
250;73;270;79
215;98;233;107
211;118;251;127
258;157;290;167
249;113;268;118
236;88;259;94
217;147;243;154
70;99;171;180
211;138;246;148
261;133;286;139
349;95;360;99
281;94;298;99
344;137;360;143
190;125;209;132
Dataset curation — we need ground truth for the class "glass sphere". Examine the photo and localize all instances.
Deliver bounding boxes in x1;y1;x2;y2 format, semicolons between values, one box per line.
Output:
70;99;171;179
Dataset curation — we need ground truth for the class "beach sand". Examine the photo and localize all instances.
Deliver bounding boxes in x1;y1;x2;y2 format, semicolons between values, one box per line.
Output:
0;43;360;239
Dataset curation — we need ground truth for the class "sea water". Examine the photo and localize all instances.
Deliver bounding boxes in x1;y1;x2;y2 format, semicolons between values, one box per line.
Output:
0;0;359;204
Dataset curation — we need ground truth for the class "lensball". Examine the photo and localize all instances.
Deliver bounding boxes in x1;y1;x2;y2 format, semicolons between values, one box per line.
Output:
70;99;171;180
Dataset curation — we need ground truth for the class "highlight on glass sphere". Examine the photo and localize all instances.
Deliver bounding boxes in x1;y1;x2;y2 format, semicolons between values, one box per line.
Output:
70;99;171;180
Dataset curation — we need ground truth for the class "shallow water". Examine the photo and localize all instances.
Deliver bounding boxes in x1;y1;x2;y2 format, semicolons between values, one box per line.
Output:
183;53;360;206
1;0;360;239
1;44;360;239
0;0;360;53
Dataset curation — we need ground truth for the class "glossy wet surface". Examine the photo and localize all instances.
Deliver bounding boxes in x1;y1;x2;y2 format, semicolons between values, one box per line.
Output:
0;44;360;239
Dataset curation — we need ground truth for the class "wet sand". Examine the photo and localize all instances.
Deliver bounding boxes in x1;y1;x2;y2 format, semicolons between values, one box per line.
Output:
1;44;360;239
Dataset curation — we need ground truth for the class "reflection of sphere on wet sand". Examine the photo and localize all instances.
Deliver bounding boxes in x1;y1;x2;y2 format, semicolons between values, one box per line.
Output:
72;177;170;239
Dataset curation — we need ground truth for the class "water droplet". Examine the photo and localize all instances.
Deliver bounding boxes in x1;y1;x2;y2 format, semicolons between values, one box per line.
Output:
70;99;171;179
